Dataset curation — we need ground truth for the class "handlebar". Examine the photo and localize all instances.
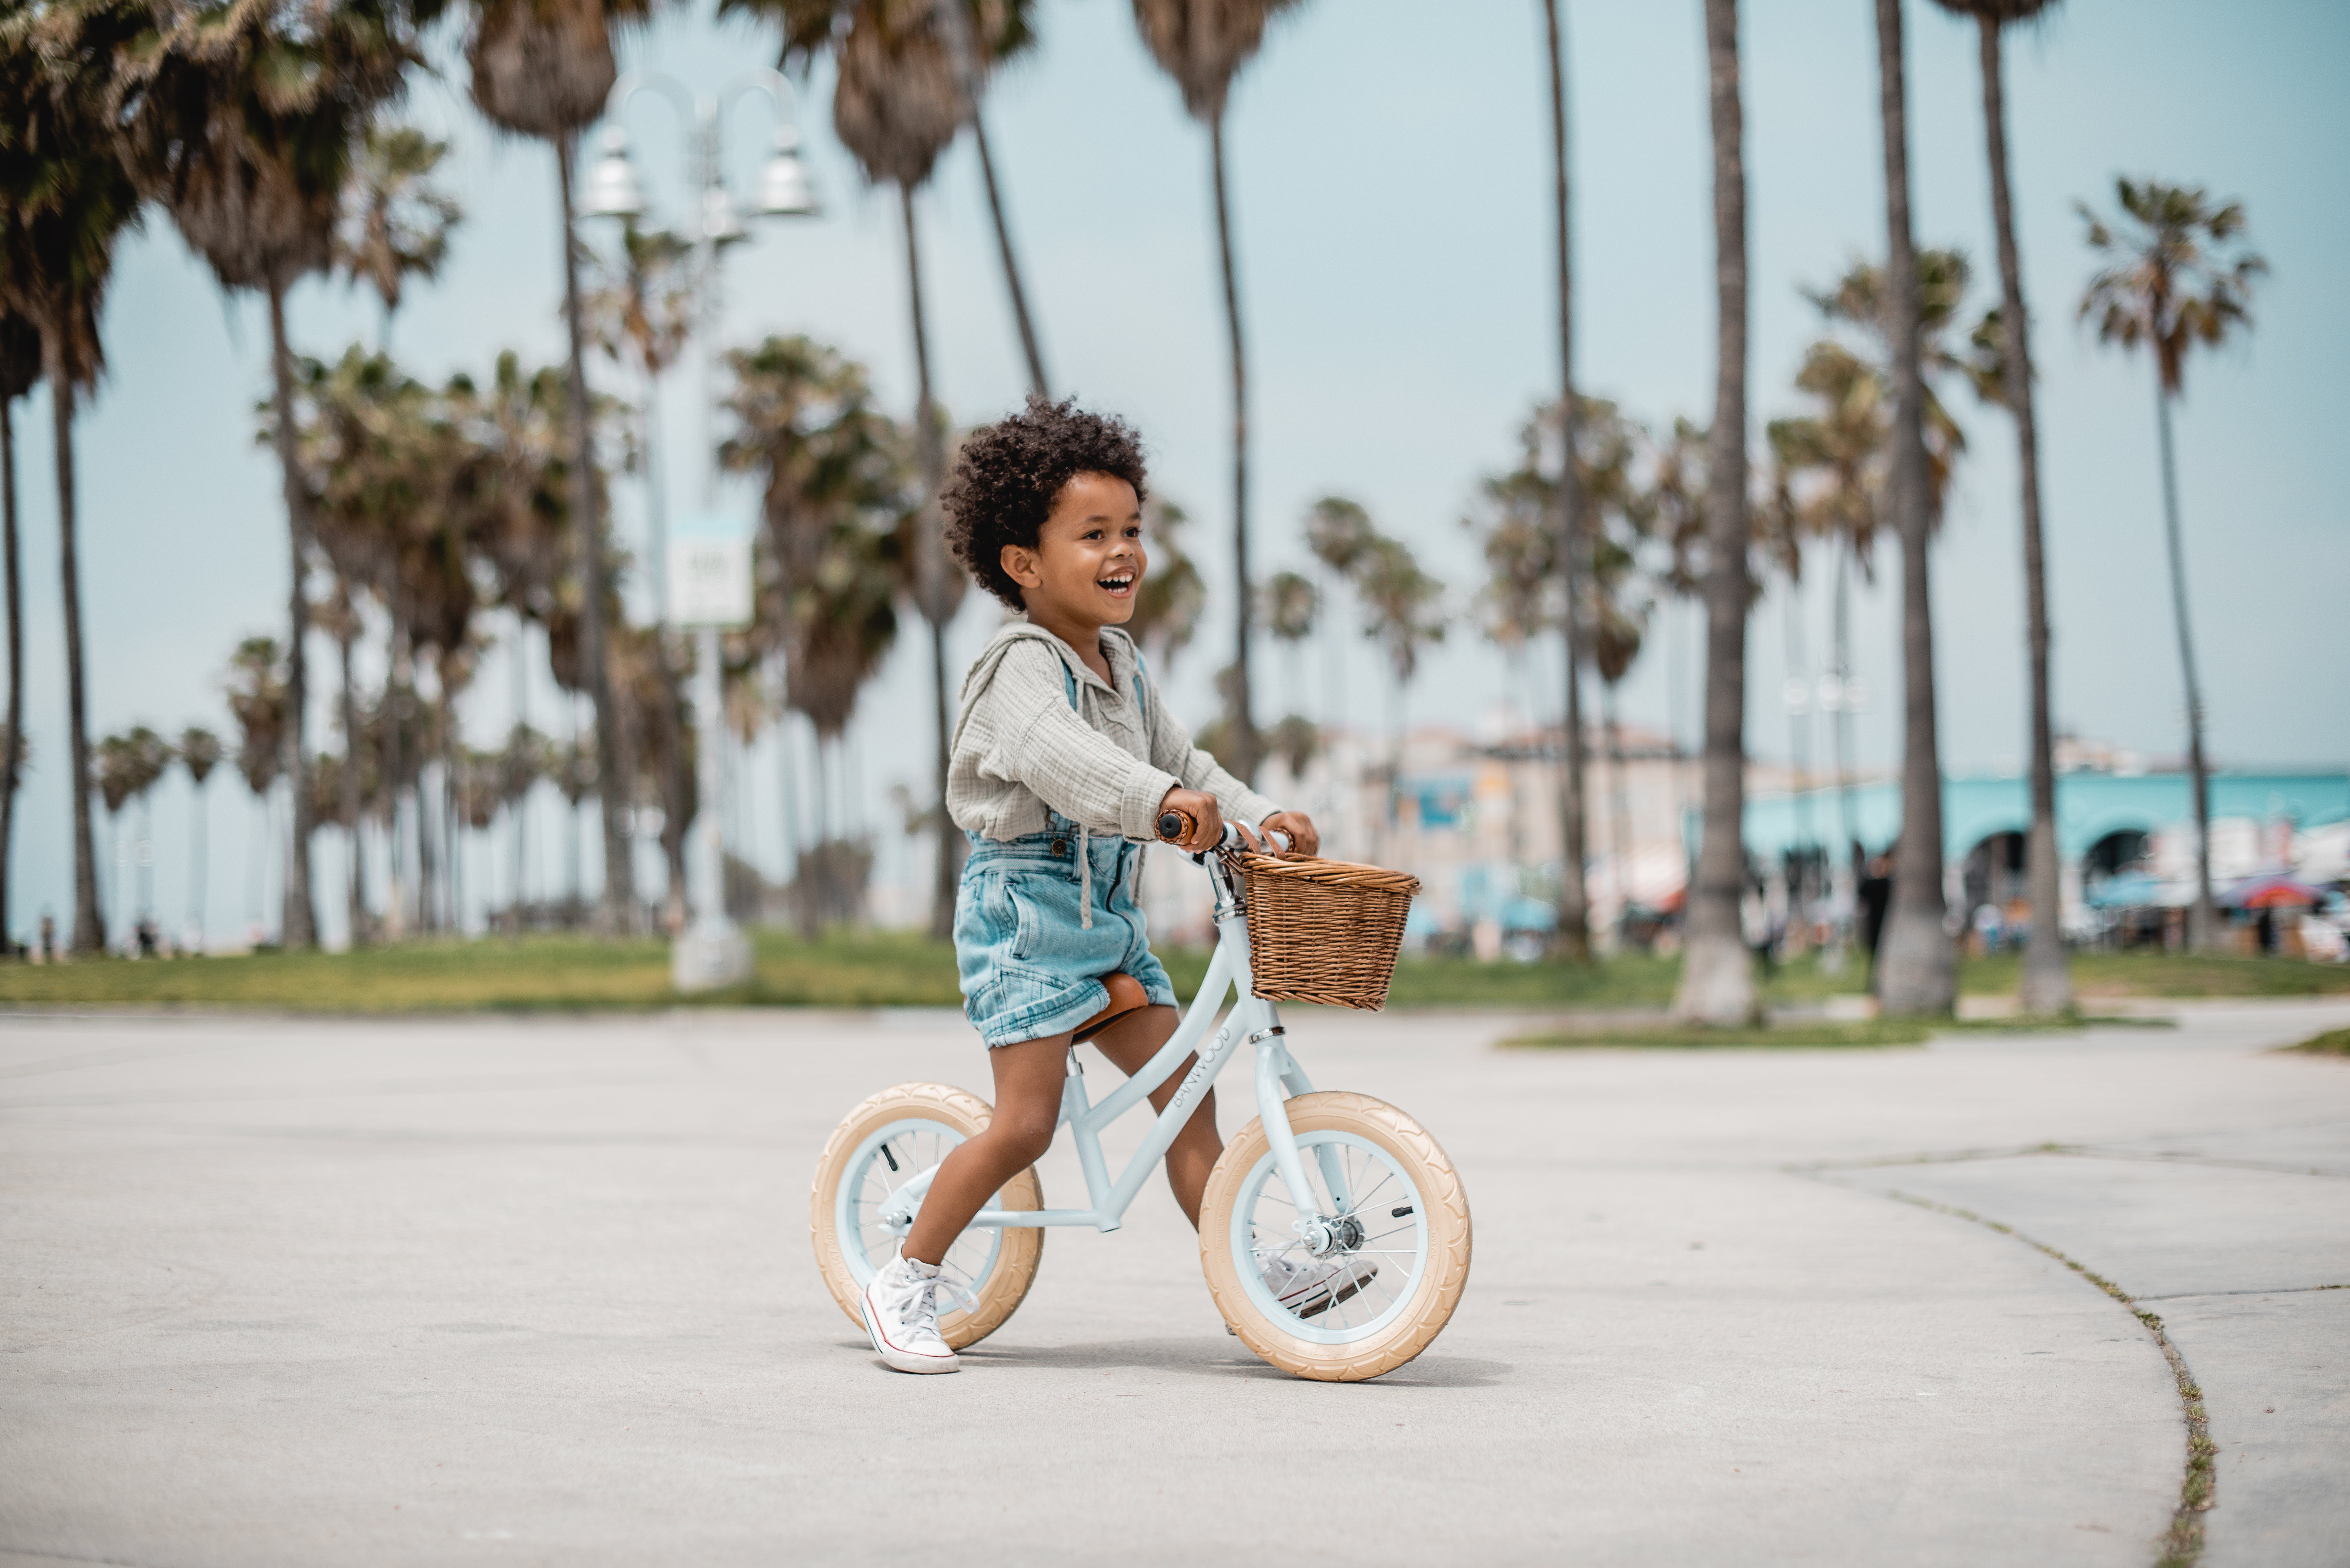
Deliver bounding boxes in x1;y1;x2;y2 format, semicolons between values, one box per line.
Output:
1154;808;1291;857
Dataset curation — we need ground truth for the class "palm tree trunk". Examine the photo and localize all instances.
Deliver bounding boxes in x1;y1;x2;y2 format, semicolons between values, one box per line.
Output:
556;135;637;936
1976;15;2070;1010
1870;0;1954;1017
1672;0;1756;1026
1831;541;1859;944
2153;384;2215;949
1209;111;1259;783
188;778;208;946
45;340;102;953
1542;0;1592;961
1;396;20;950
339;628;368;945
1605;681;1632;944
900;185;960;941
383;622;410;939
971;113;1050;401
265;281;319;950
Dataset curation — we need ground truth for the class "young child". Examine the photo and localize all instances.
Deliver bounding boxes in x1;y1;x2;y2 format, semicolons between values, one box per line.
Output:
857;397;1337;1373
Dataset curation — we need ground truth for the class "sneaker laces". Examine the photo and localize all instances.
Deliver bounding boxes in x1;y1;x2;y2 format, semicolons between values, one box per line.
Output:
878;1261;947;1323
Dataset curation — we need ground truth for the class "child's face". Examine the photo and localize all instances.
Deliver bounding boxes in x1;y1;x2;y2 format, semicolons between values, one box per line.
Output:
1003;472;1148;628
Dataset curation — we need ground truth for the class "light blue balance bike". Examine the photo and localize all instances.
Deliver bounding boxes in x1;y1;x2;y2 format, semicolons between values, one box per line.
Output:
811;819;1472;1382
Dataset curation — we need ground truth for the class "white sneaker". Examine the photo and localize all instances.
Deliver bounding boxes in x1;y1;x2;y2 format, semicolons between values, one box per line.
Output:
1259;1251;1381;1319
860;1251;960;1374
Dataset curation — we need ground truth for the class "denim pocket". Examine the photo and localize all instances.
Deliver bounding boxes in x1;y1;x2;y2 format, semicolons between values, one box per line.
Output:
1001;871;1054;962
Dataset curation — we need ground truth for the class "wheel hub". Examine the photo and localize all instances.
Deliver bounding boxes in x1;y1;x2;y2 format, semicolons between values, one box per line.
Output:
1302;1214;1365;1258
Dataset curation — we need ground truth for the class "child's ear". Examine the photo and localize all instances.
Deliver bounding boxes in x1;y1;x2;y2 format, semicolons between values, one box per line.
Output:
1001;541;1043;589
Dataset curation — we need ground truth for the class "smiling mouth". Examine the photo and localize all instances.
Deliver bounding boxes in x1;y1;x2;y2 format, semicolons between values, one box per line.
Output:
1096;571;1136;596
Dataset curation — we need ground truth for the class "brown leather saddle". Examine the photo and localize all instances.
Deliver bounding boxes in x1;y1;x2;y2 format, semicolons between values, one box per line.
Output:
1071;972;1150;1044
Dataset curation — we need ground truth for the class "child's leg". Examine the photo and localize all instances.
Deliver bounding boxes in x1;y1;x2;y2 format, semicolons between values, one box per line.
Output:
902;1034;1068;1266
1086;1005;1221;1228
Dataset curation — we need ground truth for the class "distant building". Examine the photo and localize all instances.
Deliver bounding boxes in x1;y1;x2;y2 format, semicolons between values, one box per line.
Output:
1137;723;2350;955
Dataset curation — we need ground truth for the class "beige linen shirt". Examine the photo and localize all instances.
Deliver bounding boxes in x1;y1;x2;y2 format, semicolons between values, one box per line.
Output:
946;621;1281;844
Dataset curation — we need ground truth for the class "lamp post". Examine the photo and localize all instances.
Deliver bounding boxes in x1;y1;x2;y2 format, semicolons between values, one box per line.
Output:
581;69;818;992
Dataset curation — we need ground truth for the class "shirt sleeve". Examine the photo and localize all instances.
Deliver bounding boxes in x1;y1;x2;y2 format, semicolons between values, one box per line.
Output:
1140;669;1284;828
974;641;1182;839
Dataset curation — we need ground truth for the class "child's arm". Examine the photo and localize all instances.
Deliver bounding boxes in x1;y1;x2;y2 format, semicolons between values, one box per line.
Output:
969;642;1185;840
1139;674;1285;832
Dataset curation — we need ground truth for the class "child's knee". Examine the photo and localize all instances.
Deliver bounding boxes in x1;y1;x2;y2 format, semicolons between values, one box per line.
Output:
992;1108;1059;1164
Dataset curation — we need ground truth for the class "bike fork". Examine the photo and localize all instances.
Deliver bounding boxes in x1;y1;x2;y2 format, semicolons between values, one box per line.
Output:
1251;1016;1352;1225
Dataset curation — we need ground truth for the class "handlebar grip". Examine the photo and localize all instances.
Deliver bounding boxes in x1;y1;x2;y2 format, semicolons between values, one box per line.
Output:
1156;808;1196;844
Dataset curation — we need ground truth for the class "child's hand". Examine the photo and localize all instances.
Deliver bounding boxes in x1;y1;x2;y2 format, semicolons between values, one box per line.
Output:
1259;811;1319;857
1156;787;1226;853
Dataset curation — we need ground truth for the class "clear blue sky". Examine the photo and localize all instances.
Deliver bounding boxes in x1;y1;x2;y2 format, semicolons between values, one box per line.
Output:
5;0;2345;940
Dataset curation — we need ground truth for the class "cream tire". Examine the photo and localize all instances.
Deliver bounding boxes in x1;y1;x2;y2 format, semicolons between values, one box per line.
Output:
810;1082;1042;1351
1199;1091;1470;1382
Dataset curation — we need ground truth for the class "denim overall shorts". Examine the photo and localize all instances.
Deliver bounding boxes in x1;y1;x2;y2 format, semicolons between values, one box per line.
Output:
953;663;1177;1048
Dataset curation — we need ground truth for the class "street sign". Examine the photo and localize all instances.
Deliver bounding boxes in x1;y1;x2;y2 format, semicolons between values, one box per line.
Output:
669;511;756;629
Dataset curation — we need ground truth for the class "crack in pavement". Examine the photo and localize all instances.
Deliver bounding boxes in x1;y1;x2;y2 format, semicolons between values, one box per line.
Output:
2134;1284;2349;1303
1806;1172;2219;1568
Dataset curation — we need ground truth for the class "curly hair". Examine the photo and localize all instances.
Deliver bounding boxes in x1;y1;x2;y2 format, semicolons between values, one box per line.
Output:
941;395;1150;611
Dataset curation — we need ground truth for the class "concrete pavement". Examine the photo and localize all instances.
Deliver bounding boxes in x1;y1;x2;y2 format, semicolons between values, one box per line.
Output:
3;997;2346;1566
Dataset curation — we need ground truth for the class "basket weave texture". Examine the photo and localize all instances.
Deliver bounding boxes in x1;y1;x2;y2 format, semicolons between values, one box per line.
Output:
1231;852;1421;1011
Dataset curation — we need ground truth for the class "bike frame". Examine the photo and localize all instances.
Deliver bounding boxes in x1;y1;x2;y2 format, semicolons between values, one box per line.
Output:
876;852;1350;1238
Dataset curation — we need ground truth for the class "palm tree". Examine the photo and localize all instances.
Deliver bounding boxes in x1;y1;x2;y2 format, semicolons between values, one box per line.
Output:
1132;0;1305;785
926;0;1050;397
1768;340;1884;897
1260;567;1317;726
1786;251;1975;970
460;0;655;937
499;722;548;928
1861;0;1953;1017
721;331;909;926
1353;533;1444;863
1468;420;1557;745
93;732;136;950
226;637;289;937
293;347;439;944
122;725;173;935
1305;493;1375;747
554;729;594;916
0;5;145;954
335;121;461;350
1672;0;1756;1027
116;0;432;952
753;2;971;937
179;726;223;948
1130;497;1206;673
1929;0;2066;1007
0;309;33;948
1537;0;1591;961
2079;182;2263;950
585;222;694;928
1808;251;1973;513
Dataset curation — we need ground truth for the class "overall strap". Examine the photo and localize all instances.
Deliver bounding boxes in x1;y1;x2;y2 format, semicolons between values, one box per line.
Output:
1057;657;1095;925
1130;649;1154;726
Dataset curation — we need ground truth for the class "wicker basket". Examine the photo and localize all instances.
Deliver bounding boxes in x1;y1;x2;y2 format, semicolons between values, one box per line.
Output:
1230;852;1421;1010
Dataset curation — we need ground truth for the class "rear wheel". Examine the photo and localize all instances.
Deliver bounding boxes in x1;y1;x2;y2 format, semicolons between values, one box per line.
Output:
1199;1091;1470;1382
810;1082;1042;1350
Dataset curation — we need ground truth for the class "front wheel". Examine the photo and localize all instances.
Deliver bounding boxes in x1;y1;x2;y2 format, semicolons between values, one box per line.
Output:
1199;1091;1471;1382
810;1082;1043;1351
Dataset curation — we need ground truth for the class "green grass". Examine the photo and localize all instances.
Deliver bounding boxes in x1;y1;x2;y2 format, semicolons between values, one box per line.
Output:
1505;1018;1932;1049
1501;1011;2161;1051
0;929;2341;1015
2282;1026;2350;1056
0;929;967;1014
1964;949;2350;999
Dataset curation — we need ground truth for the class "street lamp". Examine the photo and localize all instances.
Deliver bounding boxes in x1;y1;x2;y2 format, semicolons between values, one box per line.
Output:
583;69;818;993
